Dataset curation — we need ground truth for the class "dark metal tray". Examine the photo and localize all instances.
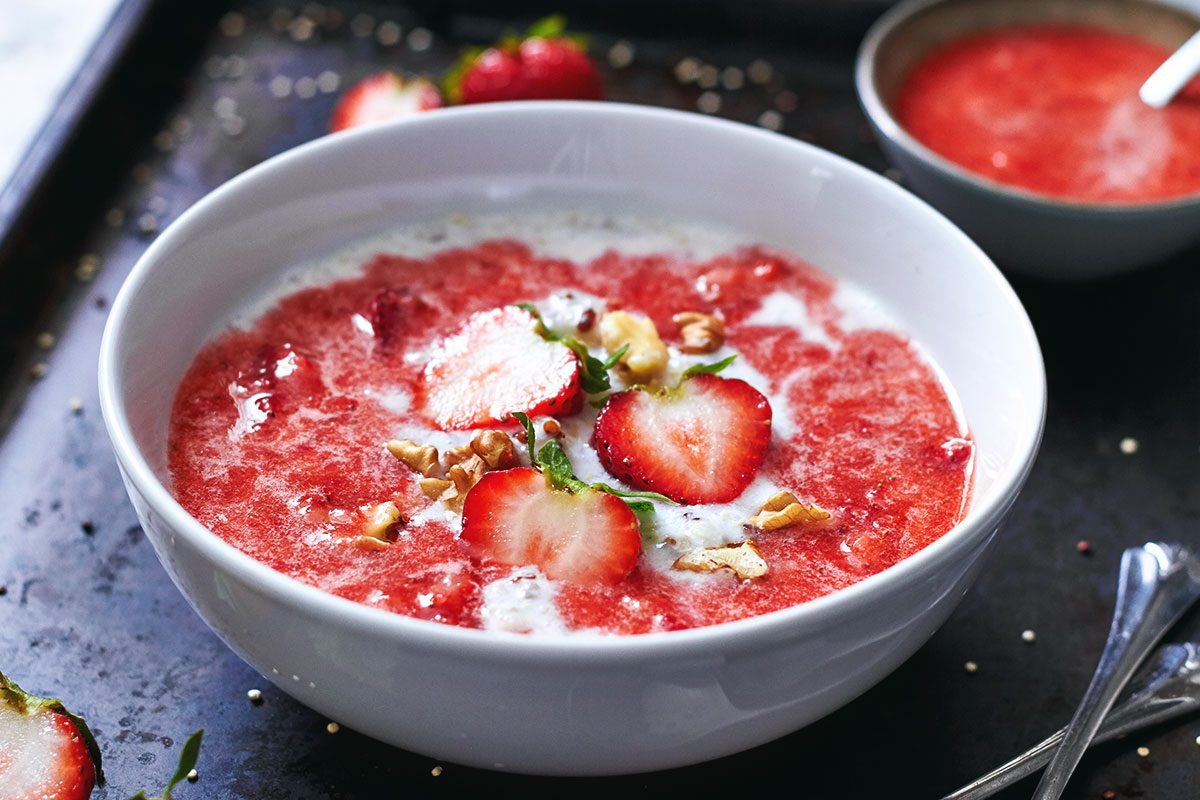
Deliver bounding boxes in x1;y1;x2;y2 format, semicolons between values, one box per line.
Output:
2;2;1198;797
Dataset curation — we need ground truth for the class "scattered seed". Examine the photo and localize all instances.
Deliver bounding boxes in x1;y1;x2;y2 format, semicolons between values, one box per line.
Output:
515;429;527;443
747;59;773;84
219;12;246;37
187;768;199;783
542;419;561;436
0;585;7;596
81;519;95;534
350;13;375;37
1076;539;1092;555
774;90;798;112
104;208;125;227
326;721;340;734
247;688;264;705
316;70;340;94
674;57;701;83
607;41;635;69
376;20;402;46
29;362;48;379
431;765;444;777
577;307;596;332
697;91;721;114
295;76;318;99
697;64;719;89
720;66;744;90
36;332;55;349
757;110;783;131
1119;436;1139;455
408;27;433;51
69;397;84;415
269;75;293;98
1021;629;1036;644
964;660;978;674
76;254;99;281
1137;746;1150;757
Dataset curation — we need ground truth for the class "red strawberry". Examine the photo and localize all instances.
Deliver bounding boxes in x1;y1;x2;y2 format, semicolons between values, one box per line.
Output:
329;72;442;133
367;287;435;350
461;468;641;584
0;672;101;800
593;374;772;504
447;16;602;104
421;306;582;430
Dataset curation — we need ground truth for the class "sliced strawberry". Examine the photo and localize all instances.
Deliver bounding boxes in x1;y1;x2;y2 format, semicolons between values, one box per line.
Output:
329;72;443;133
0;672;101;800
593;374;772;504
420;306;582;430
461;468;641;584
447;16;602;105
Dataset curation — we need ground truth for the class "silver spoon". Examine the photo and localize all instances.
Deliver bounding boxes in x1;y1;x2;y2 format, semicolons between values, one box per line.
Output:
942;642;1200;800
1032;542;1200;800
1140;30;1200;108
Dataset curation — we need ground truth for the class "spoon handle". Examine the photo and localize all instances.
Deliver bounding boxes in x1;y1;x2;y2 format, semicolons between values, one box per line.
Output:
1140;29;1200;109
942;643;1200;800
1032;543;1200;800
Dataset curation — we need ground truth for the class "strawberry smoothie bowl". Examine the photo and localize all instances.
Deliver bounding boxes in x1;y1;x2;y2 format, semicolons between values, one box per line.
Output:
99;103;1044;774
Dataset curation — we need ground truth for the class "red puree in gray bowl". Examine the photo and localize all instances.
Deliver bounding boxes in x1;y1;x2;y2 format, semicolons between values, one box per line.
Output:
168;218;972;635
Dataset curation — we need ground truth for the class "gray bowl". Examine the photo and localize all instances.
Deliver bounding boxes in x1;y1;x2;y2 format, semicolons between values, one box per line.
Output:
857;0;1200;279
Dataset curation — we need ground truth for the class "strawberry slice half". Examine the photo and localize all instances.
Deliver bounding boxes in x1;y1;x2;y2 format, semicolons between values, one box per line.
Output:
329;72;443;133
593;371;773;504
420;306;582;430
461;467;641;584
0;671;102;800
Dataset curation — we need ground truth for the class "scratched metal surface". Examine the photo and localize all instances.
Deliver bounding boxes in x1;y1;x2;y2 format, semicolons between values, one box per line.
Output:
1;2;1199;798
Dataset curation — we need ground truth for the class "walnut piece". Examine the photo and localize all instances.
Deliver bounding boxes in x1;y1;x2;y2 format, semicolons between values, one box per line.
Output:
419;477;453;499
386;439;440;477
599;310;669;382
674;540;768;580
353;535;391;551
749;490;832;531
361;500;402;540
441;454;489;511
673;311;725;354
469;429;517;470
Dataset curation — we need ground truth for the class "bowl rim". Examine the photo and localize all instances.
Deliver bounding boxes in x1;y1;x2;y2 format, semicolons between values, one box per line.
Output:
98;100;1046;662
856;0;1200;215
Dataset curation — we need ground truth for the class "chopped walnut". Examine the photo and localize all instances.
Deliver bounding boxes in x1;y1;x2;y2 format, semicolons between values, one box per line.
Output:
469;429;517;469
599;310;668;382
442;443;476;468
361;500;402;540
673;311;725;354
441;454;489;510
674;540;768;580
354;535;391;551
419;477;453;499
749;490;831;531
386;439;440;477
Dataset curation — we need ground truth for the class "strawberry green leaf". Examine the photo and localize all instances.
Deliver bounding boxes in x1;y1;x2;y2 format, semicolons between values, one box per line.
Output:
682;355;737;379
441;45;485;105
129;729;203;800
590;483;677;506
517;303;619;393
526;14;567;39
0;670;104;784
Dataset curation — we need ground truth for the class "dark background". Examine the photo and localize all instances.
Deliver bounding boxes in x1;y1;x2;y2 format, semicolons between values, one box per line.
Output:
1;2;1198;797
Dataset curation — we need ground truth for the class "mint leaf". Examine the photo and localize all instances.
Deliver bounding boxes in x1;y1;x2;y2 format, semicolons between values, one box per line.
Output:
512;411;536;458
622;498;656;515
682;355;737;379
536;440;588;494
590;482;677;506
516;303;618;393
526;14;566;39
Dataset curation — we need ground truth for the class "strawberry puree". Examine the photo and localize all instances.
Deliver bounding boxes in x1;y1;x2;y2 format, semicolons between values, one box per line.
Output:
895;25;1200;203
168;235;971;634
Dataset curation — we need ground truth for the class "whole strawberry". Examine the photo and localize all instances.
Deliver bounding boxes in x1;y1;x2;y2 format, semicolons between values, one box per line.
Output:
0;671;102;800
446;15;603;105
329;72;443;133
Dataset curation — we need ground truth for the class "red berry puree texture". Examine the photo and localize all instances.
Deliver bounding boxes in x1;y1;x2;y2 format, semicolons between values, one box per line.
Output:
168;239;972;634
895;24;1200;203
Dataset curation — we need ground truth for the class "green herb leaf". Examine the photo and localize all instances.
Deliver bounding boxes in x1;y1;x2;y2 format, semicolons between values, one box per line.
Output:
526;14;567;39
128;729;203;800
512;411;536;458
590;482;677;506
536;440;588;494
517;303;618;393
682;355;737;379
622;498;656;515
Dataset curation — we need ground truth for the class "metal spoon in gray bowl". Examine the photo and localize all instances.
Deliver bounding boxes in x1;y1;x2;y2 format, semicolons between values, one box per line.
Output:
1141;30;1200;108
942;641;1200;800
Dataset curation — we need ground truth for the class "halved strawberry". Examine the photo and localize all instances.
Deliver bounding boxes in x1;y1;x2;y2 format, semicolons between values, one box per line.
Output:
0;672;101;800
593;374;772;504
329;72;442;133
420;306;582;430
461;468;641;584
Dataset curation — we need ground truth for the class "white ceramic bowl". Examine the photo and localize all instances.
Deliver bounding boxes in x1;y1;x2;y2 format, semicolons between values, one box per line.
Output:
857;0;1200;280
99;102;1044;775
